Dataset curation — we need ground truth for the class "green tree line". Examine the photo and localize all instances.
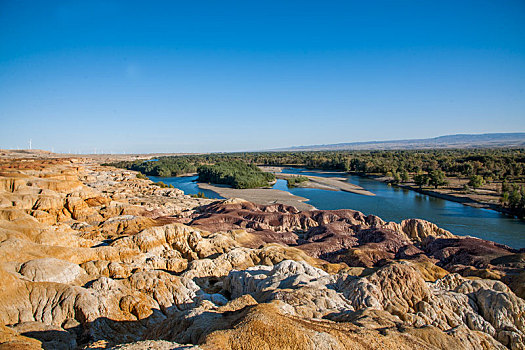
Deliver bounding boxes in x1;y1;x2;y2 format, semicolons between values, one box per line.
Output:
197;160;275;189
104;158;197;177
106;149;525;183
104;149;524;215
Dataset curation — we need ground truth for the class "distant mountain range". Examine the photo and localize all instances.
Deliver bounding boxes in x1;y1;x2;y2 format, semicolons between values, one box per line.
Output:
274;133;525;151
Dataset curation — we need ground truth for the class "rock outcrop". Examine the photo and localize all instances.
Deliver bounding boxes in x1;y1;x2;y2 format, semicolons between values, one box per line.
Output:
189;200;522;290
0;157;523;350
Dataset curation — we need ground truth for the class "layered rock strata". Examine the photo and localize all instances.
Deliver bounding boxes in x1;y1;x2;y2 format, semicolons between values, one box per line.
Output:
0;158;523;350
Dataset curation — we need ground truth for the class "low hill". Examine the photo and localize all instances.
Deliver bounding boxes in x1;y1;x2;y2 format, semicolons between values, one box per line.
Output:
275;133;525;151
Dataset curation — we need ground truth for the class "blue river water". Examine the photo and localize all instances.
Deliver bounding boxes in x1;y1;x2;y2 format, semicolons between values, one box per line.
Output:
150;169;525;249
148;175;224;199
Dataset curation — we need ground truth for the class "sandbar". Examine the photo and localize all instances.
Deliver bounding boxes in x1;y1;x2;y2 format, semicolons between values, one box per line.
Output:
275;173;375;196
197;183;315;211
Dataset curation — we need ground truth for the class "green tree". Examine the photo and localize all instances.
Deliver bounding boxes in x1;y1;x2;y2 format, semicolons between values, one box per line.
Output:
502;181;510;193
197;160;275;189
413;172;429;189
158;168;172;177
391;171;401;184
429;170;447;189
468;175;484;189
508;185;522;209
400;170;410;183
500;191;509;205
287;176;309;187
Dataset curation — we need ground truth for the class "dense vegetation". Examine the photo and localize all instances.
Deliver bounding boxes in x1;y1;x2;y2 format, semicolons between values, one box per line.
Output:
235;150;525;182
197;160;275;189
106;148;525;217
108;149;525;182
287;175;309;187
412;170;448;189
105;158;196;177
501;182;525;218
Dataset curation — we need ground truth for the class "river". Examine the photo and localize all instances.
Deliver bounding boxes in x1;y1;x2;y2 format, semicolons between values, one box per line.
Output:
148;175;224;200
149;169;525;249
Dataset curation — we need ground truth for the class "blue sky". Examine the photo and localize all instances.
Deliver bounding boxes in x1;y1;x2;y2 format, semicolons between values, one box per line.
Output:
1;1;524;153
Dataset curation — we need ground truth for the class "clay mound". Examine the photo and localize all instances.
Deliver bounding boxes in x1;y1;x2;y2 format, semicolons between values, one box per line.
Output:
191;202;440;268
0;157;523;350
426;236;517;268
190;201;519;274
202;302;438;350
18;258;88;284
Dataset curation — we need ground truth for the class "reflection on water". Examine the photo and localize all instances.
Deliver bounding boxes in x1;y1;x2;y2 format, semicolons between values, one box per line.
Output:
147;175;223;199
278;168;525;249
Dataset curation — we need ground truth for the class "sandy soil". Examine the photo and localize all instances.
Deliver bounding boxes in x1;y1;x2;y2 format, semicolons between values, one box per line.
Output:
275;173;375;196
306;176;374;196
275;174;336;191
258;166;284;173
197;183;315;211
259;166;374;196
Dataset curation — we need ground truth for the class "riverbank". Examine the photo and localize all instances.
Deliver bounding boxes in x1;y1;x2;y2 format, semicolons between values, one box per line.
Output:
261;165;517;218
197;183;315;211
300;167;514;216
275;173;375;196
359;174;519;218
396;183;518;216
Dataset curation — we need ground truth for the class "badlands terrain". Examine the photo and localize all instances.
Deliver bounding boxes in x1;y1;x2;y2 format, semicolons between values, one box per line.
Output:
0;155;524;349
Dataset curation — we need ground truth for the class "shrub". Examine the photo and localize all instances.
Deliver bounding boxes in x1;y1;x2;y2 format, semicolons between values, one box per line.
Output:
468;175;484;189
287;176;309;187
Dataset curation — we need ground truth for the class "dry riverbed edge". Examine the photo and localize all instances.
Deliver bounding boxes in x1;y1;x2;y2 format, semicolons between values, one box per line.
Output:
275;173;375;196
197;183;316;211
260;166;374;195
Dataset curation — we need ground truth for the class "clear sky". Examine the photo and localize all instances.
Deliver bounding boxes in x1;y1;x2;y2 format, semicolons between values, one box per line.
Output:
1;1;524;153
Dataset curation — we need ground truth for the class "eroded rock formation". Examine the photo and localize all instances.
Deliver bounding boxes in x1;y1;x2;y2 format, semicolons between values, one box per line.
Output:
0;157;523;350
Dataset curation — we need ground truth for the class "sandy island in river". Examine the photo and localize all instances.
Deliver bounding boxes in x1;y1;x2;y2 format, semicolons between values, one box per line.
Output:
259;166;375;196
198;166;374;211
275;173;375;196
197;183;315;211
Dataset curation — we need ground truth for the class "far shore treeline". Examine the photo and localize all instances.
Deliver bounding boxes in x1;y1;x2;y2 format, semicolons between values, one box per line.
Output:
105;148;525;217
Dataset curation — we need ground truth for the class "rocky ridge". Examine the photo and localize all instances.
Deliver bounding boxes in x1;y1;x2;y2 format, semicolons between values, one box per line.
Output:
0;157;523;350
